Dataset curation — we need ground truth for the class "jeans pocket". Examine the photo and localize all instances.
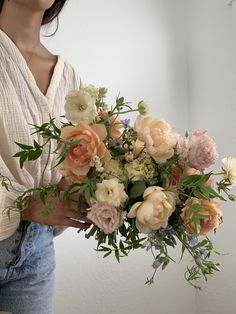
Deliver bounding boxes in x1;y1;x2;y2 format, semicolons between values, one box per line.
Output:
0;221;31;269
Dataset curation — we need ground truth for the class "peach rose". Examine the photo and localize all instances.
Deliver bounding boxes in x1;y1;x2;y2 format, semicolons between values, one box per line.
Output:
134;115;176;164
132;139;145;157
181;198;222;235
127;186;176;234
58;123;111;181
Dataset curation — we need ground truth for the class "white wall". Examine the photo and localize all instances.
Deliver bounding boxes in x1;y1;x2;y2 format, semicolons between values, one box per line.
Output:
43;0;195;314
187;0;236;313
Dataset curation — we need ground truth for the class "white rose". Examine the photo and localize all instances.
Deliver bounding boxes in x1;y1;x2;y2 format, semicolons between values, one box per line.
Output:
95;178;128;207
64;89;97;124
127;186;176;234
222;157;236;185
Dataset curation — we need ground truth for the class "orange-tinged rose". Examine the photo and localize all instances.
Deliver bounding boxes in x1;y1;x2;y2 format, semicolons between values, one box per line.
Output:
181;198;222;235
58;123;111;181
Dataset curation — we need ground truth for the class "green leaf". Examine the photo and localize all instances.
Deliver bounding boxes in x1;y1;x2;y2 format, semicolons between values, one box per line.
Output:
163;238;175;247
129;181;146;199
84;188;91;205
19;154;28;168
180;243;186;261
28;149;42;160
15;142;33;150
103;251;112;258
193;239;208;249
33;140;41;149
115;249;120;263
186;204;207;217
1;180;10;191
13;151;23;158
40;204;53;217
85;225;97;238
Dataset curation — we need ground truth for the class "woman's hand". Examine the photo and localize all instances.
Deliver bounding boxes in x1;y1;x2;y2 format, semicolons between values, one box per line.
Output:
22;195;92;230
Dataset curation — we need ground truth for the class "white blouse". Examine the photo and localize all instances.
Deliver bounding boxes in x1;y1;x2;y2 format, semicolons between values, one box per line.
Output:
0;29;81;241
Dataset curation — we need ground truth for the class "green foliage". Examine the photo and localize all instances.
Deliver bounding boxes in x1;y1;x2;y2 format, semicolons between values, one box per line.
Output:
14;140;43;168
129;181;146;199
86;218;146;262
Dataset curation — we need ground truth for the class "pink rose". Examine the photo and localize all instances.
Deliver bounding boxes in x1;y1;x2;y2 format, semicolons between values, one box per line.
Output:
174;133;188;165
187;131;218;171
58;123;111;181
87;202;125;234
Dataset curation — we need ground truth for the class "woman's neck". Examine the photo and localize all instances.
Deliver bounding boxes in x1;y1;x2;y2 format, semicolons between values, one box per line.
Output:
0;1;43;50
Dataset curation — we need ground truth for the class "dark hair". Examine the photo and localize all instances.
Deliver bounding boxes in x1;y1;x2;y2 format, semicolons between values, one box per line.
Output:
0;0;68;35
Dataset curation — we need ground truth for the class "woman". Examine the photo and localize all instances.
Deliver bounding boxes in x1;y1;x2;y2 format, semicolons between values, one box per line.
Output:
0;1;90;313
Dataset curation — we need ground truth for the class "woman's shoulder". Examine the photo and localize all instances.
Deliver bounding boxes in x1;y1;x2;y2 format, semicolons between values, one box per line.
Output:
61;57;81;90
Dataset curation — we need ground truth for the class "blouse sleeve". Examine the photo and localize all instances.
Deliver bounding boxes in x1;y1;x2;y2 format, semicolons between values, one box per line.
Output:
0;96;31;241
0;154;26;241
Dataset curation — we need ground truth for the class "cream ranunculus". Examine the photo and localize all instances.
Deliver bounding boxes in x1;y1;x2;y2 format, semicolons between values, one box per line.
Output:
222;157;236;185
64;89;97;124
134;115;176;164
127;186;176;234
95;178;128;207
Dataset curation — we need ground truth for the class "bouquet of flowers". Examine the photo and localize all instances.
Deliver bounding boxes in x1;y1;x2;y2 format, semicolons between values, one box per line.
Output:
1;84;236;288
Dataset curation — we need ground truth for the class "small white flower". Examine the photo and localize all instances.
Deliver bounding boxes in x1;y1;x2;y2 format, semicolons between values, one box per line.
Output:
64;89;97;124
124;152;134;162
222;157;236;185
97;166;104;173
89;155;104;172
95;178;128;207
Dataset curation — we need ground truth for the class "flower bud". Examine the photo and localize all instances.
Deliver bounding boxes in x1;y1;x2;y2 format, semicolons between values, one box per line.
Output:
152;260;162;269
99;87;108;98
138;101;149;115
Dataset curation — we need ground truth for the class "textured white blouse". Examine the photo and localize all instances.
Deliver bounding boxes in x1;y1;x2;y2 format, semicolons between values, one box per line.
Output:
0;29;81;241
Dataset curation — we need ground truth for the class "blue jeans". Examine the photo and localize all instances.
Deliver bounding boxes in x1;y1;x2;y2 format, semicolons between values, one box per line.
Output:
0;221;55;314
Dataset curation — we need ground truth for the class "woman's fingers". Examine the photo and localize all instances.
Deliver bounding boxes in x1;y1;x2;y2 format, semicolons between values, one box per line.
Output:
63;217;91;229
65;209;92;223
